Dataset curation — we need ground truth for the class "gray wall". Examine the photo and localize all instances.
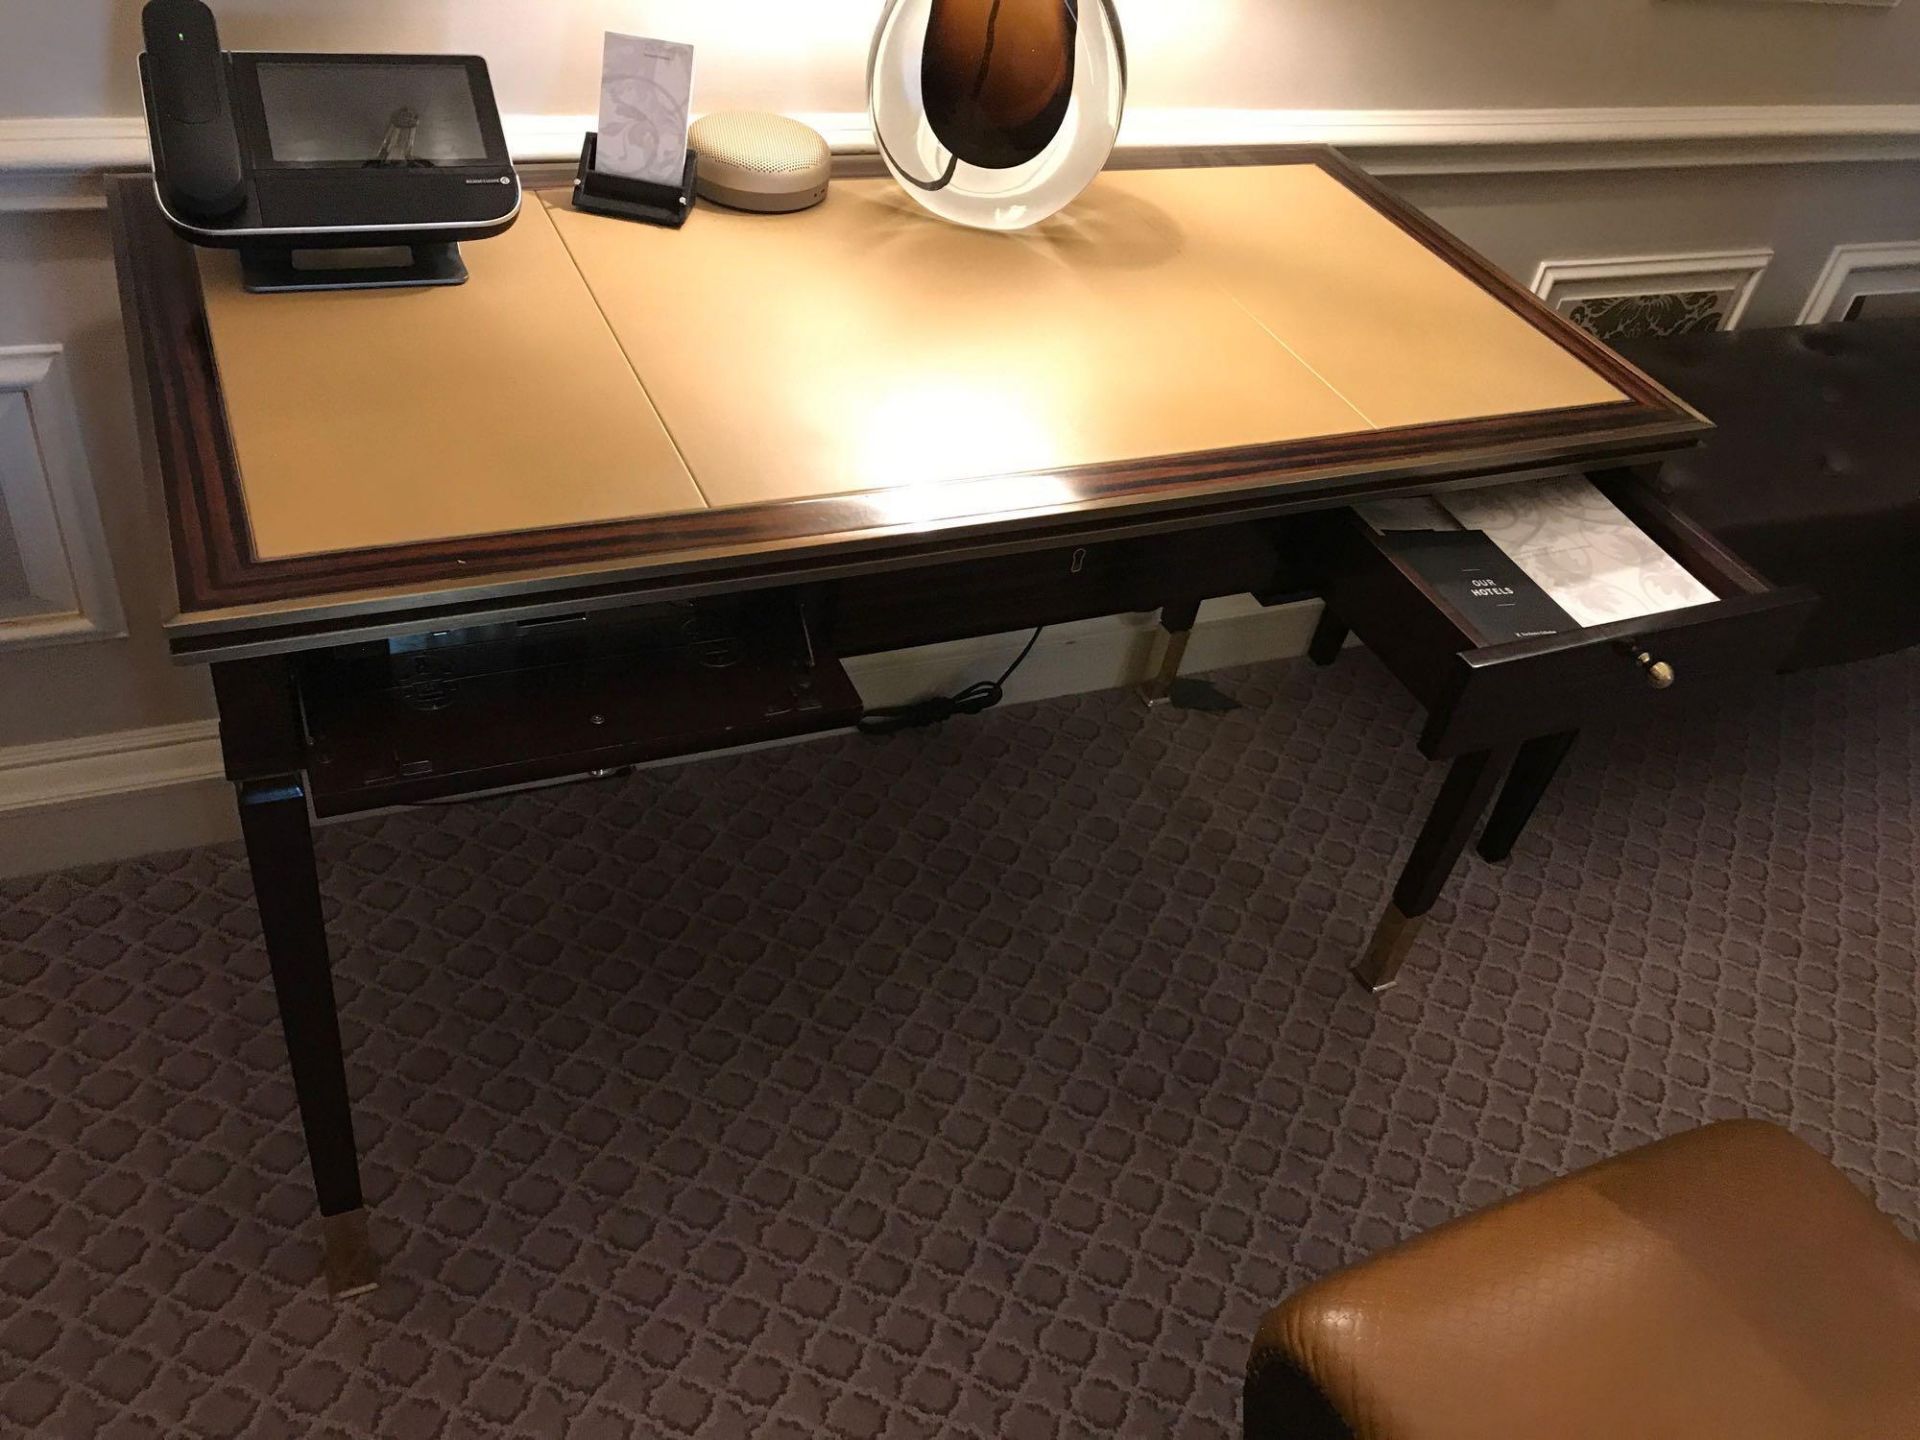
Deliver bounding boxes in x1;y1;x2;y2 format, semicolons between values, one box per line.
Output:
1406;158;1920;326
5;0;1920;118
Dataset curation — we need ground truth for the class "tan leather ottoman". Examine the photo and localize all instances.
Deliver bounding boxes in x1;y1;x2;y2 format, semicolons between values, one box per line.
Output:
1245;1121;1920;1439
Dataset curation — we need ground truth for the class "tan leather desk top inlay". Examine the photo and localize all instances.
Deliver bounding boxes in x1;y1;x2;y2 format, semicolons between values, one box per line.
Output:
544;177;1374;510
1147;166;1624;430
197;201;702;561
550;167;1622;511
199;163;1627;559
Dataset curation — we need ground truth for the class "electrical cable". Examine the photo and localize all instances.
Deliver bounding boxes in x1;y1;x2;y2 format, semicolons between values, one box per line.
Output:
857;626;1044;736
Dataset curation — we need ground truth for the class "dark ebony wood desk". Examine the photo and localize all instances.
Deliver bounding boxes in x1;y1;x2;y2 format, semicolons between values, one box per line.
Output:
108;151;1807;1295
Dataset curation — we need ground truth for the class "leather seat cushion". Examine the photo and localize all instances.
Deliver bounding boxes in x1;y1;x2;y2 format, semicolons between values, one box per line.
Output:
1618;320;1920;669
1248;1120;1920;1440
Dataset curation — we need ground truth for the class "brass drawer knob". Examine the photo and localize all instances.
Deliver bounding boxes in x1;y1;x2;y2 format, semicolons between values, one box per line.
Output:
1635;651;1676;689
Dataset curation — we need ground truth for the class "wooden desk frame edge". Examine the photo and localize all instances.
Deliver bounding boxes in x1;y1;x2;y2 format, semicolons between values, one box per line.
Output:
108;146;1709;659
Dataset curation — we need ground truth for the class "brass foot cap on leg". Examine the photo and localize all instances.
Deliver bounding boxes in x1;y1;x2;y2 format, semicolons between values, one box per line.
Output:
1139;630;1194;710
1355;908;1426;994
321;1209;379;1298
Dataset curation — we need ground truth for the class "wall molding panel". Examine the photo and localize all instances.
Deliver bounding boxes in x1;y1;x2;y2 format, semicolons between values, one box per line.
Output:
0;117;144;212
1798;240;1920;321
0;345;127;653
9;104;1920;211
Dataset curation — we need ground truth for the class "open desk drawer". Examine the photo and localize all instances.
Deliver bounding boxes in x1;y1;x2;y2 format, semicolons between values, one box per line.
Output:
1305;470;1817;759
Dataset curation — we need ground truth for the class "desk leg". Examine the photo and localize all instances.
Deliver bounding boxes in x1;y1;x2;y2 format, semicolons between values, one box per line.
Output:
1139;598;1201;708
1357;747;1513;993
1478;731;1578;864
237;776;376;1298
1308;605;1348;667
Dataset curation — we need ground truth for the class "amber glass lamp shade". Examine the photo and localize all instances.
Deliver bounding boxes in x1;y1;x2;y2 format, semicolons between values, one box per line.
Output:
868;0;1127;231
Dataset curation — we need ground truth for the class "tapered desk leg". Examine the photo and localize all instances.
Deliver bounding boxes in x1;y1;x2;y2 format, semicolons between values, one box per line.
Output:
1357;747;1513;993
237;777;376;1297
1478;731;1578;864
1307;605;1349;667
1140;597;1201;708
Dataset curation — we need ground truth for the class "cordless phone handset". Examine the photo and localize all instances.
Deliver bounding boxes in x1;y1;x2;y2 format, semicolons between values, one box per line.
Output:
142;0;247;221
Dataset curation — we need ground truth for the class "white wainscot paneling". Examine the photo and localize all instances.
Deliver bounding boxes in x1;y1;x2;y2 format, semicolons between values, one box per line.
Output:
0;345;126;651
1799;241;1920;321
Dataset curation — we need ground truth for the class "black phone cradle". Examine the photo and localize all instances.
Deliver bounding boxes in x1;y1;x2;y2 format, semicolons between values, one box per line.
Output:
572;133;698;228
239;243;469;294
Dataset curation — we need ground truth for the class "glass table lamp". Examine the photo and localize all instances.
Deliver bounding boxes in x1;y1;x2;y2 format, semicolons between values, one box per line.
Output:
868;0;1127;231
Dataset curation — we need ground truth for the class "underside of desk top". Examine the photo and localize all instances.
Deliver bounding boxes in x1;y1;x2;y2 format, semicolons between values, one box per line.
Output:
111;149;1707;647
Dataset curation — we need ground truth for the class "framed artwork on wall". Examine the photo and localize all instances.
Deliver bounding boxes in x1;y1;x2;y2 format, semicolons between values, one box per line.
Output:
1530;250;1772;344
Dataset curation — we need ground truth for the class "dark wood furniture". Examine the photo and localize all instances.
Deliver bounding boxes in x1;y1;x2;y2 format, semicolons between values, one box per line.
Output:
107;151;1809;1295
1291;493;1812;987
1619;319;1920;671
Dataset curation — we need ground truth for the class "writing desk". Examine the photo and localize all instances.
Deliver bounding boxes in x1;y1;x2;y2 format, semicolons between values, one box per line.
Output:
109;150;1801;1294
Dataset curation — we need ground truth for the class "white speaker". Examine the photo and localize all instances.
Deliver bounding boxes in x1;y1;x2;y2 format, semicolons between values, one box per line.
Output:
689;112;832;215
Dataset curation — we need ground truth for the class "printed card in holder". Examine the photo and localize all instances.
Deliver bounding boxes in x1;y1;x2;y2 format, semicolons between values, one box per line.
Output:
596;33;695;186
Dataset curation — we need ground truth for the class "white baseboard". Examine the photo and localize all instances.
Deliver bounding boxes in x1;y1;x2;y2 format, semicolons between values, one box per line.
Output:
0;719;223;810
0;598;1323;880
846;594;1323;709
0;719;233;879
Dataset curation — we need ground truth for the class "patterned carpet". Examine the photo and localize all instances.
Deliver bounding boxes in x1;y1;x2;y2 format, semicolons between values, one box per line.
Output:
3;646;1917;1439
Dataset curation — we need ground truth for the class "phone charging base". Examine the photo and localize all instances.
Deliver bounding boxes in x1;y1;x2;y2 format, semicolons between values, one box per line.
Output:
239;242;469;294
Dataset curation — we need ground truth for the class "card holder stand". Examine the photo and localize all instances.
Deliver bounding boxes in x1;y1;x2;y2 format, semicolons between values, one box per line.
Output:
572;133;699;228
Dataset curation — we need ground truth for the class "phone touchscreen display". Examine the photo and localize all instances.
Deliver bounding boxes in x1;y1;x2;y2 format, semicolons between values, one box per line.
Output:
256;61;489;167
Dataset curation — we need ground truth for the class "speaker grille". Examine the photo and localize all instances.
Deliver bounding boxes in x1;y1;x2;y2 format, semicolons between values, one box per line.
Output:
689;112;830;178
